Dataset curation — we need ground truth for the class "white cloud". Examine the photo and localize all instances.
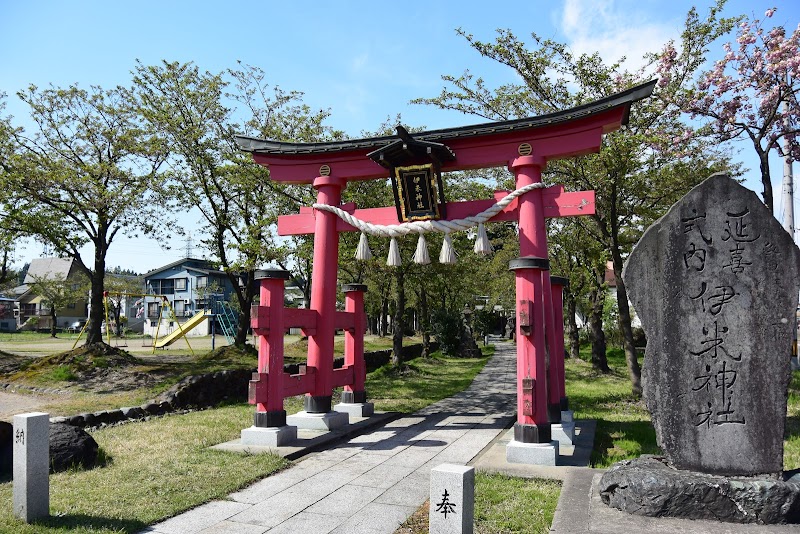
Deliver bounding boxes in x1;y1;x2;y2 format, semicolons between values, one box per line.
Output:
350;52;369;73
559;0;679;72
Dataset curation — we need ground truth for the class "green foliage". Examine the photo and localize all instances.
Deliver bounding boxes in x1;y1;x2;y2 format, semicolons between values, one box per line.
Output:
471;308;495;339
29;272;89;336
132;60;342;345
48;365;77;382
602;295;621;347
430;307;463;356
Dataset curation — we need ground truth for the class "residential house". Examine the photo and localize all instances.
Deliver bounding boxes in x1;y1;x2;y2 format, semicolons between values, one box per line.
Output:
141;258;236;338
15;257;88;331
0;297;15;331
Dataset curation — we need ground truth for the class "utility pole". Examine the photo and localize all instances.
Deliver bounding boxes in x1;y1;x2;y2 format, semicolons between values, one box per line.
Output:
782;78;799;370
782;106;794;239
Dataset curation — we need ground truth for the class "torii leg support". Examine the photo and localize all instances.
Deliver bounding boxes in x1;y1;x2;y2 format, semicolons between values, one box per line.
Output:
550;276;575;444
543;273;562;424
241;269;297;447
335;284;374;418
287;175;348;431
507;155;558;465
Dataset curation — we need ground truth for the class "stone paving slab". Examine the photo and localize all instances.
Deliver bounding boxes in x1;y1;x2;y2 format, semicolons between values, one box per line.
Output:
196;520;269;534
143;500;253;534
329;502;419;534
305;484;386;517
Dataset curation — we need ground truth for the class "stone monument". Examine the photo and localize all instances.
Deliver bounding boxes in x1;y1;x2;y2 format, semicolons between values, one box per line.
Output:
600;173;800;524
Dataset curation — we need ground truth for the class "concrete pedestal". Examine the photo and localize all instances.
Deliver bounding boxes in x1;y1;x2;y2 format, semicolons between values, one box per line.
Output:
551;423;575;446
507;439;559;466
287;410;349;431
334;402;375;419
240;425;297;447
13;412;50;523
430;464;475;534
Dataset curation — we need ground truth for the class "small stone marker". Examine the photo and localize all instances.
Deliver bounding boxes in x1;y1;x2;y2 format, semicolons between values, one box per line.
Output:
430;464;474;534
13;412;50;522
623;173;800;476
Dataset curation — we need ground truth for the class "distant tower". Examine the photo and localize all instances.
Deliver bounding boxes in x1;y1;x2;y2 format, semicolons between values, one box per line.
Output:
184;233;194;258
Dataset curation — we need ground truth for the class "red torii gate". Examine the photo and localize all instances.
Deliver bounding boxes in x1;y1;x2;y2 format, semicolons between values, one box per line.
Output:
237;80;655;461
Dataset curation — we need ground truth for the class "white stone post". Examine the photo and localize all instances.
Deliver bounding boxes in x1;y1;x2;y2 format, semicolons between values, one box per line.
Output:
430;464;474;534
13;412;50;522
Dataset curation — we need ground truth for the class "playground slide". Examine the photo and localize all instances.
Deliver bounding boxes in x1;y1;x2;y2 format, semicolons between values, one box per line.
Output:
154;310;209;348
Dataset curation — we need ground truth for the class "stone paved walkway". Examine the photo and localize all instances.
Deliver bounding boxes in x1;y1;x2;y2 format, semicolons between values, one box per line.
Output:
142;341;517;534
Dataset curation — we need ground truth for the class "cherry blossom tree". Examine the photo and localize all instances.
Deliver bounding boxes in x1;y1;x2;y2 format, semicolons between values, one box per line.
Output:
659;7;800;213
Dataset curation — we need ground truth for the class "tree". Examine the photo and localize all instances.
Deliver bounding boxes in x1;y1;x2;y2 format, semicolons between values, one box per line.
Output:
133;61;338;347
415;9;737;395
0;94;21;289
28;272;88;337
658;6;800;213
548;218;606;365
5;84;168;344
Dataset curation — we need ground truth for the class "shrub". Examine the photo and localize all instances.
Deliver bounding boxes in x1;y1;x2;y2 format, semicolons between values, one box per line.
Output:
431;308;463;356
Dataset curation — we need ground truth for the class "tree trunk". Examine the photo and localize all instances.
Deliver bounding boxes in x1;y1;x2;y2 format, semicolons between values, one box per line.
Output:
379;294;388;337
50;307;57;338
564;291;580;360
391;269;405;367
85;246;106;345
589;266;610;372
759;149;773;214
0;247;9;286
234;270;255;347
419;287;431;358
611;246;642;396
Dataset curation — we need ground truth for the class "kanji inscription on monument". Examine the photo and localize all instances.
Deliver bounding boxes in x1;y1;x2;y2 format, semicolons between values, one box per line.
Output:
623;173;800;476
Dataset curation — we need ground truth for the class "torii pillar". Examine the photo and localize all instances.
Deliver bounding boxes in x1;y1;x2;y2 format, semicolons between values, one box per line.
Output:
506;155;560;464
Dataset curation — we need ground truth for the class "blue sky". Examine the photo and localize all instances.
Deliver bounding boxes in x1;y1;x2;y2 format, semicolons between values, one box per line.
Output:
1;0;798;274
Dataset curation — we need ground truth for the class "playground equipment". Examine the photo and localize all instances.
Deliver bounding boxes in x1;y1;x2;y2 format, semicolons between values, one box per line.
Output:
71;291;202;354
236;80;656;460
154;309;208;348
211;299;238;345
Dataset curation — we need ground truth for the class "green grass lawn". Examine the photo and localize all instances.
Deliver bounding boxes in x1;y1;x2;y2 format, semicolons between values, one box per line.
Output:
0;347;492;533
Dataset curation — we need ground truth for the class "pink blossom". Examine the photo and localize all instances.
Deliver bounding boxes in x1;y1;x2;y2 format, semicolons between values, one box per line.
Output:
765;8;776;18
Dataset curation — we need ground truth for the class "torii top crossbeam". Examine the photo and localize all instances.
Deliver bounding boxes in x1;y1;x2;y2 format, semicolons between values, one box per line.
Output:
235;80;656;183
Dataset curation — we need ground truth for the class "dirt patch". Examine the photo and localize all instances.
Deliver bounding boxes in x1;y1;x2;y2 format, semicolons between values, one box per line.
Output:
198;344;257;361
26;343;140;369
0;350;35;375
7;343;157;392
0;391;52;422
